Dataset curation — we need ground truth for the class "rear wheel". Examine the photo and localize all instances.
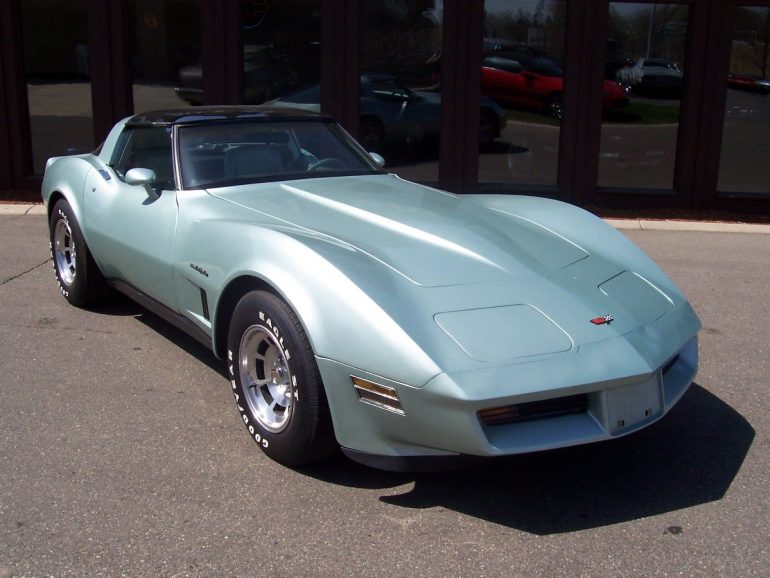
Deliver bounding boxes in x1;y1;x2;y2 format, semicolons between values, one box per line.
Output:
227;290;335;465
49;199;106;306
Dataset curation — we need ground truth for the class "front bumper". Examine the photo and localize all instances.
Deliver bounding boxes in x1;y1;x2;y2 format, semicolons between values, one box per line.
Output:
317;304;700;470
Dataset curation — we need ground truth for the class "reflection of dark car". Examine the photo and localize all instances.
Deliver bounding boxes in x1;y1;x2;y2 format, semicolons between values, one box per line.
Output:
483;39;550;61
482;56;628;119
616;58;683;95
727;73;770;94
267;74;506;153
175;45;298;105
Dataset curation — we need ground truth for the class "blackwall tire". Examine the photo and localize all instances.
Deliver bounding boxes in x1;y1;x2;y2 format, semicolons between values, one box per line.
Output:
227;290;336;465
49;199;106;307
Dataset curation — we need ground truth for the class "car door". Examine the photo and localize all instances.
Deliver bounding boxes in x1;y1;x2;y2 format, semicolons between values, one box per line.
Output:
481;57;527;106
84;125;179;310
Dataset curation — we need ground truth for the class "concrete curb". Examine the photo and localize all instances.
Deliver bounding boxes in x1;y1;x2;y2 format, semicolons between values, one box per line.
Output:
604;218;770;234
0;204;46;216
2;203;769;233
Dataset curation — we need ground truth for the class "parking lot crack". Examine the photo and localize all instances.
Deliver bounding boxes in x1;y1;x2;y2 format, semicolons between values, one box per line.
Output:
0;259;49;286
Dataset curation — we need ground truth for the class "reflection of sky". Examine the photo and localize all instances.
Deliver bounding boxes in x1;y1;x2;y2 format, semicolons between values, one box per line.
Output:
483;0;673;19
609;3;676;18
485;0;553;16
432;1;443;21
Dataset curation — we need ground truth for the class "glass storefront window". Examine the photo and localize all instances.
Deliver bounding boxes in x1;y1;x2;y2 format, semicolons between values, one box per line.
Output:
239;0;320;104
599;3;689;190
129;0;202;112
359;1;444;183
21;0;93;175
717;6;770;196
479;0;567;187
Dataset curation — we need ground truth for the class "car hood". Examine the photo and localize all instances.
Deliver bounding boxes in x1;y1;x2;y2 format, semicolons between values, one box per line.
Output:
208;174;588;287
206;174;693;373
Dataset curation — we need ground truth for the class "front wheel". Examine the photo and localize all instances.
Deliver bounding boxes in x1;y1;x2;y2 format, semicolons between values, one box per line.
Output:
49;199;106;306
227;290;335;465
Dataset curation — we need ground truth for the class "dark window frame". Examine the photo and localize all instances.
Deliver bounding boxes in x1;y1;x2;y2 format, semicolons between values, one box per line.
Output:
2;0;770;213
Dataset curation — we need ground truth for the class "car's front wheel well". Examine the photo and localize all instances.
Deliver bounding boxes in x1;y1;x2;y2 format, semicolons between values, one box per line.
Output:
46;191;66;220
214;275;279;358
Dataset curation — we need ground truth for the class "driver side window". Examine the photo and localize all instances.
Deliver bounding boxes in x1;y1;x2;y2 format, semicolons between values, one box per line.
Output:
112;127;175;190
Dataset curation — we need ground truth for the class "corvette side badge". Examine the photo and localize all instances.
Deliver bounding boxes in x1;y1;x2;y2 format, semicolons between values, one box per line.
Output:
590;314;614;325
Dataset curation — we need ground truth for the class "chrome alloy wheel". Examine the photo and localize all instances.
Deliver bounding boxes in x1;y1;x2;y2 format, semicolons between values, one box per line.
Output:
239;324;294;433
53;218;77;285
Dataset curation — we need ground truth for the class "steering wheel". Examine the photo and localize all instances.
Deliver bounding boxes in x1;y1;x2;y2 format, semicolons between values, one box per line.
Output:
308;157;346;171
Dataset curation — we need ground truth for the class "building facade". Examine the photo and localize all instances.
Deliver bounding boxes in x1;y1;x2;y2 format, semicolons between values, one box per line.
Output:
1;0;769;213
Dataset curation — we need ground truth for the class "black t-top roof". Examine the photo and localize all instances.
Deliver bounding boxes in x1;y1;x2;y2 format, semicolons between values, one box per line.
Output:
127;106;328;127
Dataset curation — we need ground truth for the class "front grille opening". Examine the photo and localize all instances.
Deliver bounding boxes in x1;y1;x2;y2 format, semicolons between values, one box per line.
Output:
479;393;589;426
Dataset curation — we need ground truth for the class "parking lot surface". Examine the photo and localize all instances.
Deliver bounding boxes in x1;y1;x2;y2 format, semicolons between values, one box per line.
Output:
1;215;768;576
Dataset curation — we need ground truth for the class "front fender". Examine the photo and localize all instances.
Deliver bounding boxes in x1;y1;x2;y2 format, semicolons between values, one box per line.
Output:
468;195;686;304
173;192;441;388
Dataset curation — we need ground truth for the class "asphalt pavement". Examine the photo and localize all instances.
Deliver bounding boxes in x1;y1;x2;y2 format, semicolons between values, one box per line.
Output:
1;214;768;577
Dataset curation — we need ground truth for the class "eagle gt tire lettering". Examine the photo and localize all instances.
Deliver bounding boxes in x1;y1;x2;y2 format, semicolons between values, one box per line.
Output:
49;199;106;306
227;290;335;465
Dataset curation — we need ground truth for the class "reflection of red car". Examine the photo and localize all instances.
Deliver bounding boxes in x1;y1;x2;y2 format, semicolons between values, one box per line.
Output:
727;73;770;94
481;56;628;119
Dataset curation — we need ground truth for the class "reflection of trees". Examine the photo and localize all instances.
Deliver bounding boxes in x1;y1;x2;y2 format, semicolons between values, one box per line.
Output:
20;1;90;80
730;7;770;78
240;0;321;85
484;1;566;59
129;0;202;83
361;0;442;86
608;4;688;65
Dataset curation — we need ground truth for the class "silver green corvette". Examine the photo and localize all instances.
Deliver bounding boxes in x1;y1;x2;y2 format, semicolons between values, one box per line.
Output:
42;107;700;471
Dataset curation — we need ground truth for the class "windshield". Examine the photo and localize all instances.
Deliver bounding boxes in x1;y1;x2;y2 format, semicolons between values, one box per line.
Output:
178;120;382;189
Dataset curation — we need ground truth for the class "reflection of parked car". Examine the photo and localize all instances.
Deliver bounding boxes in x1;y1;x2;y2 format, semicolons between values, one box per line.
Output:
268;74;506;153
175;45;298;105
483;39;549;61
605;39;633;80
616;58;683;95
43;107;701;471
727;73;770;94
481;56;628;119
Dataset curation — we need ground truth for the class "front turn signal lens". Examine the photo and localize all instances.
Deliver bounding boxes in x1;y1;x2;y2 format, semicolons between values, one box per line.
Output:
351;376;405;415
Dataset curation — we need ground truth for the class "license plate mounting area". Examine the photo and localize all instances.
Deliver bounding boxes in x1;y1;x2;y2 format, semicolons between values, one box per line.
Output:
603;374;663;434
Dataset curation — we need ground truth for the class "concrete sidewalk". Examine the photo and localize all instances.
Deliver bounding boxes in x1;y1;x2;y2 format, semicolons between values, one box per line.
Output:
603;218;770;234
4;201;770;234
0;204;46;216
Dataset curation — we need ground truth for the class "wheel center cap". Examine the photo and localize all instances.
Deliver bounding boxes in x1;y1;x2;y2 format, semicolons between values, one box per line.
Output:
271;366;286;384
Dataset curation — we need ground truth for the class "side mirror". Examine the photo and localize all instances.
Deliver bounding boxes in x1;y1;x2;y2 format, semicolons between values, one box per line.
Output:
369;152;386;167
125;167;157;186
125;168;158;198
